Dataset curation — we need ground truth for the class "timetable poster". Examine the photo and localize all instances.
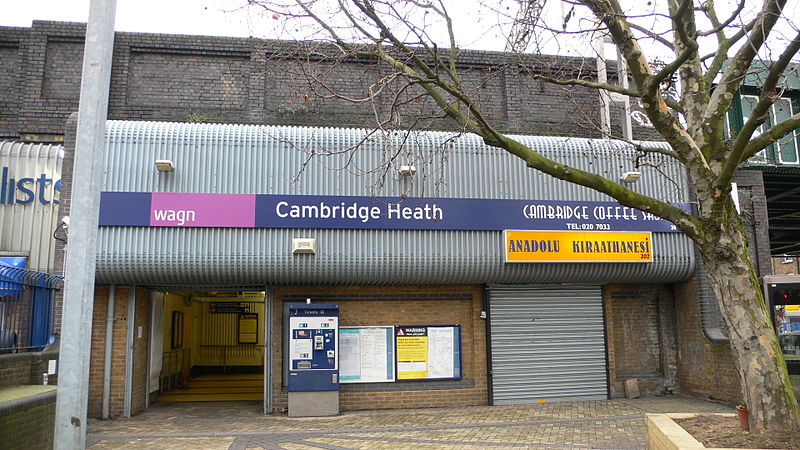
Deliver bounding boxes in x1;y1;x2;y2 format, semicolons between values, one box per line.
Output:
339;327;395;383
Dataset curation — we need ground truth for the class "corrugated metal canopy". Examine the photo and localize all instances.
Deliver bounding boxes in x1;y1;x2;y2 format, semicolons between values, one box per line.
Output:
96;121;695;286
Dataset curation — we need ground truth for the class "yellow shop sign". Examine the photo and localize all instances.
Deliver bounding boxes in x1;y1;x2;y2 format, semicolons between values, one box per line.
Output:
504;230;653;263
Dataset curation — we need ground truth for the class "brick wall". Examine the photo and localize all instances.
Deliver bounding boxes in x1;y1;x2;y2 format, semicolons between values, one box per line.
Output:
673;277;741;403
604;284;678;397
88;285;151;418
772;257;799;275
0;32;24;138
272;286;487;411
0;21;643;141
0;391;56;450
0;350;58;388
132;287;151;415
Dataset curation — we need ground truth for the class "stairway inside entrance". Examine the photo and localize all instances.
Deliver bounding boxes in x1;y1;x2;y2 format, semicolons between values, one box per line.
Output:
159;374;263;402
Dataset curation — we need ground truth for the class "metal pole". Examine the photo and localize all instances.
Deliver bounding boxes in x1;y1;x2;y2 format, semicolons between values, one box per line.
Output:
595;32;611;139
615;46;633;141
53;0;116;447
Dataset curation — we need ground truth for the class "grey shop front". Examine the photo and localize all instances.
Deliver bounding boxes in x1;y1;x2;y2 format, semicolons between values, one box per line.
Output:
86;121;694;415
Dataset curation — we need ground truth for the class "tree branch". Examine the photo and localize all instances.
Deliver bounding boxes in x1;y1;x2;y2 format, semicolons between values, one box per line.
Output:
581;0;708;170
705;0;787;130
491;135;702;239
742;113;800;160
635;142;683;161
702;16;759;86
697;0;746;38
719;30;800;182
627;22;674;50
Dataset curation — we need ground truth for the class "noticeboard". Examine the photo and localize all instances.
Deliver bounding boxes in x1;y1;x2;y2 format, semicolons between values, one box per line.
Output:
395;325;462;381
238;313;258;344
339;326;395;383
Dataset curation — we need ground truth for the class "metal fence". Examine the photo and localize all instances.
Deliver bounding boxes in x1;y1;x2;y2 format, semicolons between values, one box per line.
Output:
0;265;63;352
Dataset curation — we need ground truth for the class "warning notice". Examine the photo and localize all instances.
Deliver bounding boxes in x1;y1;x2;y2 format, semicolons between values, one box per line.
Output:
395;325;462;381
396;327;428;379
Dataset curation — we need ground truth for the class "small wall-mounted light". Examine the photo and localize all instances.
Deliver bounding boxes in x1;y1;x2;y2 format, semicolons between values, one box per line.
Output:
155;159;175;172
620;171;642;183
782;255;794;264
398;165;416;176
292;237;317;254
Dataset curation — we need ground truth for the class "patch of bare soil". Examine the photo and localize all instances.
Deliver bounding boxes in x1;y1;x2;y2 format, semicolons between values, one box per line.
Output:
674;414;800;449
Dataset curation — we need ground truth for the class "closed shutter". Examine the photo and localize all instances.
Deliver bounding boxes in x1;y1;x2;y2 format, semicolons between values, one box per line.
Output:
488;285;608;404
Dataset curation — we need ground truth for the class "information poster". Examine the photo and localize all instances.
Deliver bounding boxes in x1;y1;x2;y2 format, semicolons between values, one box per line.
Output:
339;327;395;383
396;327;429;379
238;313;258;344
396;325;461;381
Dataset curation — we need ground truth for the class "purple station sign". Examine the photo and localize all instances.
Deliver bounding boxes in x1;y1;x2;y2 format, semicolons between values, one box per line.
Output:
98;191;686;233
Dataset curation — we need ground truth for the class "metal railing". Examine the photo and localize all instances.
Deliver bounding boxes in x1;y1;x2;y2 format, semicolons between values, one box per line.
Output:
199;344;265;374
0;265;63;353
161;348;190;392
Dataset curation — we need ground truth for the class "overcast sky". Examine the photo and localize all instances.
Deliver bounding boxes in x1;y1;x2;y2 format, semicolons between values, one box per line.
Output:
0;0;265;37
5;0;797;63
0;0;589;55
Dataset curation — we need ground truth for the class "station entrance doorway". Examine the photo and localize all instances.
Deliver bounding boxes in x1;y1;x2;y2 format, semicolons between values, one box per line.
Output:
151;290;266;403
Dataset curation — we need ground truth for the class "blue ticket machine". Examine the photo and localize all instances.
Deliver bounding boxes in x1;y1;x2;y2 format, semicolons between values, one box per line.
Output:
287;302;339;417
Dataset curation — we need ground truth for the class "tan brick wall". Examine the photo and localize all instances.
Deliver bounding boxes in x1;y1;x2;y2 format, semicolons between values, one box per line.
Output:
88;286;151;418
132;287;151;415
271;286;488;412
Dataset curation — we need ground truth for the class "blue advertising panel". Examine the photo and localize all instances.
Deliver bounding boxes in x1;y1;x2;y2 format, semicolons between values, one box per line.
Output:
0;257;27;268
98;191;687;233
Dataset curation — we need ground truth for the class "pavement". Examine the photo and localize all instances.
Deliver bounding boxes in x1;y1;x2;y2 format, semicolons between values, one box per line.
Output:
86;396;733;449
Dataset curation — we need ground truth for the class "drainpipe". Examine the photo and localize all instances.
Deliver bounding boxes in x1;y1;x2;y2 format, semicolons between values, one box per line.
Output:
102;285;115;419
483;286;494;406
264;286;273;415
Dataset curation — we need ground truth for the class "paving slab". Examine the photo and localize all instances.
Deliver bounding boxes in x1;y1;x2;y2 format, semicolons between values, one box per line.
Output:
87;397;733;449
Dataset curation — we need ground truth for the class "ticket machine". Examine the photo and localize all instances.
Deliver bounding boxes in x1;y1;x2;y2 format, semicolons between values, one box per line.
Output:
287;302;339;417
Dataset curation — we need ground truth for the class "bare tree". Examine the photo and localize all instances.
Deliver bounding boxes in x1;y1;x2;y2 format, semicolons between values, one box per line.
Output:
247;0;800;432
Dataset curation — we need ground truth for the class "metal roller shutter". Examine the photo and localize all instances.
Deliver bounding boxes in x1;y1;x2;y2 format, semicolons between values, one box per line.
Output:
488;285;608;404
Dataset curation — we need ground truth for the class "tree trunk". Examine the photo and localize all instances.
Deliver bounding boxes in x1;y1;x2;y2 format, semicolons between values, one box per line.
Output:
698;215;800;433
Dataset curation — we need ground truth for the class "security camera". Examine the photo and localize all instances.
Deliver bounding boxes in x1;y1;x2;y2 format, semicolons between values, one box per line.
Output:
53;216;70;243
